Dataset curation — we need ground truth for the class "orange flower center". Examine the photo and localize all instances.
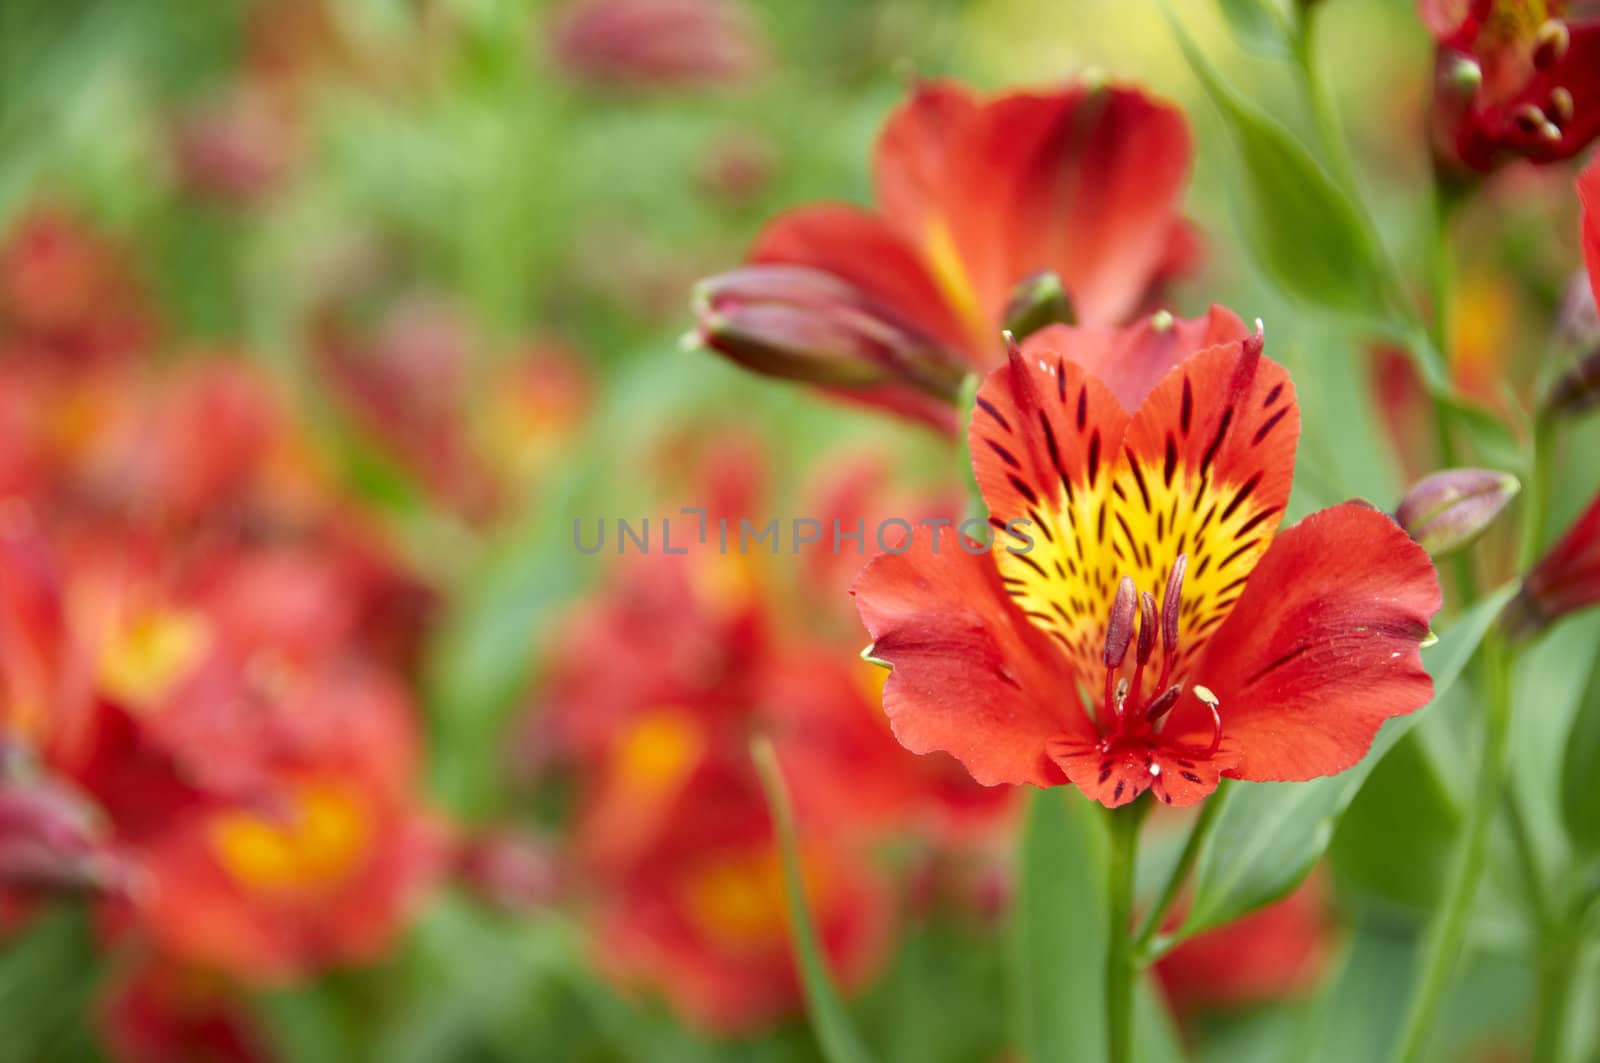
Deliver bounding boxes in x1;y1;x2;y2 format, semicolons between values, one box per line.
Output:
209;779;371;895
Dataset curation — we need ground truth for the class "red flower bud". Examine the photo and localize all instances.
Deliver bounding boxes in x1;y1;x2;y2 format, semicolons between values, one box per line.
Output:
1396;468;1520;557
0;767;124;897
693;265;970;427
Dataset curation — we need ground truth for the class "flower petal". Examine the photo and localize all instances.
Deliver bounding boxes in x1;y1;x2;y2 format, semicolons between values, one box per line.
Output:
750;204;976;361
1109;326;1300;675
967;339;1132;681
1045;734;1240;808
873;80;980;243
1020;304;1249;412
943;86;1194;326
851;526;1084;788
1190;502;1441;782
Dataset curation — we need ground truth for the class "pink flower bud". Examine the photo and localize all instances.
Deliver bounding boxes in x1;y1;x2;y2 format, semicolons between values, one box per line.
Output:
1395;468;1520;558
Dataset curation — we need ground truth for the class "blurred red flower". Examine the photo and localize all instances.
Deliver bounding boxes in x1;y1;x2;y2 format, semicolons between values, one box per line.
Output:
696;80;1198;431
100;958;269;1063
1424;0;1600;172
1155;876;1334;1015
0;206;154;369
853;314;1441;807
549;0;767;90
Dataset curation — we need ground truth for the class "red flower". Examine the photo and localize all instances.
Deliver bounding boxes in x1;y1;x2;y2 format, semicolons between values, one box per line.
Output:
852;313;1441;807
99;958;269;1063
1155;876;1334;1015
1424;0;1600;171
696;80;1197;431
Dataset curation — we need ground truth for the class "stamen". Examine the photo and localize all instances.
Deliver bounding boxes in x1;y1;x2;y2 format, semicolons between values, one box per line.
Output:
1193;684;1223;756
1103;577;1137;669
1144;683;1183;722
1549;87;1574;126
1513;104;1548;136
1161;555;1187;654
1533;20;1571;70
1136;592;1156;666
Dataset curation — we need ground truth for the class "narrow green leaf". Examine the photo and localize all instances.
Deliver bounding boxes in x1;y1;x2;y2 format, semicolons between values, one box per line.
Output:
1178;583;1516;937
751;737;876;1063
1215;0;1292;57
1009;788;1110;1062
1561;651;1600;854
1163;4;1384;319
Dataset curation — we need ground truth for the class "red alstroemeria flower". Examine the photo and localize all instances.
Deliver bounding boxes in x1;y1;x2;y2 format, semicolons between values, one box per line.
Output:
1155;875;1334;1016
853;312;1441;807
696;80;1197;431
1424;0;1600;172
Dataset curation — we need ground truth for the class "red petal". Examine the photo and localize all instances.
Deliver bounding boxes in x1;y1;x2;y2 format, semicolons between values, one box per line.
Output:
873;80;980;242
1020;305;1249;411
943;86;1193;327
1045;734;1240;808
851;526;1085;788
1190;503;1441;782
750;204;976;361
1581;159;1600;311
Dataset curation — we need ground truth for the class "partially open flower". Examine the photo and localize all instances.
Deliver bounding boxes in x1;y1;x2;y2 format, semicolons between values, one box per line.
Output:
1507;489;1600;637
695;80;1198;431
853;316;1441;807
1396;468;1520;556
1423;0;1600;172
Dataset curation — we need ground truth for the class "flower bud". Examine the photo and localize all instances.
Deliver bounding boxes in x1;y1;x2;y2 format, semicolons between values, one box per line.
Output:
1002;270;1075;341
692;265;969;399
1545;345;1600;417
1395;468;1520;557
0;770;124;896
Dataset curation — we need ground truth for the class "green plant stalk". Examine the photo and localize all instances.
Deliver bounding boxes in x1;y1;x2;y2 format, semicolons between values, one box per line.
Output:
1390;632;1514;1063
1105;800;1148;1063
1133;780;1230;956
1531;935;1581;1063
1519;418;1553;571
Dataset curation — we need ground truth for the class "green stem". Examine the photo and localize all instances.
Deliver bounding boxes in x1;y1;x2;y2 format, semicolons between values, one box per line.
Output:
1531;937;1581;1063
1105;800;1147;1063
1390;633;1515;1063
1289;5;1450;395
1519;418;1553;571
1133;780;1230;955
1503;787;1554;934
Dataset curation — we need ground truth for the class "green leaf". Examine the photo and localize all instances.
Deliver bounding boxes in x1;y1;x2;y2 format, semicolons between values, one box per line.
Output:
1215;0;1293;57
751;737;876;1063
1561;651;1600;854
1163;4;1384;319
1009;788;1111;1063
1178;583;1516;937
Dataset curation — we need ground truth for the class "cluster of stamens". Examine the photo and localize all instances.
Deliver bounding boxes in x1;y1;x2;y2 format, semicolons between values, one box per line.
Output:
1096;553;1222;755
1509;20;1576;145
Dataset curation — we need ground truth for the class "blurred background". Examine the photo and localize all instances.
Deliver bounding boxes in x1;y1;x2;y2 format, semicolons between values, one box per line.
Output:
1;0;1596;1059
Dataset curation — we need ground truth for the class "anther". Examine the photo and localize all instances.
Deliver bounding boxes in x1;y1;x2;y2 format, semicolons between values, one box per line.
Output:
1549;87;1574;126
1144;683;1183;722
1513;104;1548;136
1103;576;1137;669
1161;555;1187;654
1533;20;1571;70
1193;685;1223;756
1136;592;1157;666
